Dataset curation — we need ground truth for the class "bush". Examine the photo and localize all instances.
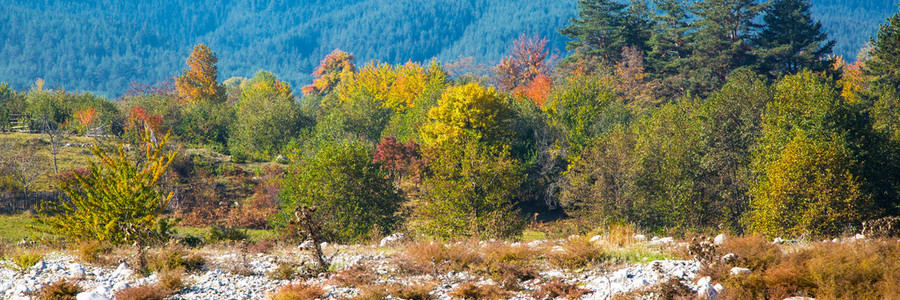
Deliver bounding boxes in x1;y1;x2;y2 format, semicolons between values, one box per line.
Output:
4;249;43;273
35;279;82;300
547;237;609;270
205;225;248;243
75;240;112;264
114;284;171;300
34;131;177;244
532;279;592;300
228;70;305;161
279;140;403;243
449;282;506;300
270;283;325;300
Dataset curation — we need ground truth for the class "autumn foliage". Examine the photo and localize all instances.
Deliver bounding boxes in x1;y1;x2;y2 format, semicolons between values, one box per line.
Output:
303;49;357;96
175;44;225;103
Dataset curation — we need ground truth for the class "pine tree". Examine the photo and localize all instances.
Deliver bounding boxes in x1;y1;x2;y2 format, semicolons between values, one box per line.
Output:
560;0;653;62
645;0;693;96
686;0;764;95
867;11;900;97
175;44;225;103
755;0;835;77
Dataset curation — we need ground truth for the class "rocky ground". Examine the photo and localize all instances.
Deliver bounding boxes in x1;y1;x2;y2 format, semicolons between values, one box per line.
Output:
0;235;722;300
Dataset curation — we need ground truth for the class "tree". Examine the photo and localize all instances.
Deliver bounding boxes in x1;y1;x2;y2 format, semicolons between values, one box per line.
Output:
543;74;627;154
229;70;304;161
175;44;225;103
866;11;900;141
685;0;764;95
279;140;403;243
750;71;899;236
754;0;835;77
560;0;653;62
419;83;513;147
0;141;47;196
495;34;551;92
303;49;357;97
35;130;177;244
645;0;691;80
415;140;524;239
0;83;26;131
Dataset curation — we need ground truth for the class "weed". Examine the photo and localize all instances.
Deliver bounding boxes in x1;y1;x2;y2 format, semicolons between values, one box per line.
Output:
331;263;375;287
205;225;248;243
4;248;43;273
270;283;325;300
547;237;608;270
614;277;693;300
399;241;479;275
248;240;274;254
157;267;186;292
532;279;592;300
75;240;112;264
449;282;506;300
267;261;299;280
114;284;171;300
147;244;205;272
35;279;82;300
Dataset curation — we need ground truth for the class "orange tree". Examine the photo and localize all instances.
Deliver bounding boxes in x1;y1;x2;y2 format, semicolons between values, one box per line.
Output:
175;44;225;103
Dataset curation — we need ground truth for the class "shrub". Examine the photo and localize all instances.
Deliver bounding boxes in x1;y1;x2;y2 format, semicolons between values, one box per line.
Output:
279;140;403;243
248;240;275;254
399;241;480;275
228;70;304;161
267;262;300;280
205;225;248;243
449;282;506;300
4;249;43;273
270;283;325;300
548;237;609;270
147;245;205;273
75;240;112;264
532;279;592;300
157;267;186;292
35;279;82;300
331;264;375;287
353;283;435;300
34;130;177;244
114;284;171;300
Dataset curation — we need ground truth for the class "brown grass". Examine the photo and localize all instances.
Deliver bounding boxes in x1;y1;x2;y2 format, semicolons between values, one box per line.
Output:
74;240;112;265
351;283;435;300
157;267;186;292
449;282;507;300
114;284;172;300
270;283;325;300
531;279;592;300
35;279;82;300
399;241;480;275
547;237;609;270
331;263;376;287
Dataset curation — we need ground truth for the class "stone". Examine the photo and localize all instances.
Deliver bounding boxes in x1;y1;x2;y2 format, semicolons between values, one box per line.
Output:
697;276;712;286
69;264;85;278
714;234;727;245
721;253;736;263
730;267;751;276
112;281;130;291
773;237;784;244
589;235;603;243
782;297;815;300
650;237;674;246
633;234;647;242
379;233;406;247
698;283;718;300
112;262;132;278
855;233;865;240
76;292;112;300
713;283;725;294
299;240;315;249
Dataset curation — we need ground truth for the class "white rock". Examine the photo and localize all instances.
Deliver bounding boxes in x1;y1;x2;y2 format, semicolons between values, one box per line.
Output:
697;276;712;286
589;235;603;243
730;267;751;276
773;237;784;244
714;283;725;294
379;233;406;247
832;238;840;243
76;292;112;300
633;234;647;242
855;233;865;240
698;283;719;300
69;264;85;278
320;242;328;248
721;253;736;262
650;237;674;246
299;240;315;249
783;297;815;300
112;281;130;291
112;262;132;278
714;234;727;245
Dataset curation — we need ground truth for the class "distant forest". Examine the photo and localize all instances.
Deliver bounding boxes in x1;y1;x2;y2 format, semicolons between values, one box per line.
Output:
0;0;895;96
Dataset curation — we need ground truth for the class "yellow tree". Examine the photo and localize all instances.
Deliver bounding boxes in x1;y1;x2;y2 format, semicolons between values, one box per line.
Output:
176;44;225;103
303;49;356;96
419;83;513;146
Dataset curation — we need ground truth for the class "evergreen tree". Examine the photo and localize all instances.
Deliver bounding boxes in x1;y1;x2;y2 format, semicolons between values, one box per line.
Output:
867;10;900;97
645;0;693;96
560;0;654;62
685;0;764;95
755;0;835;77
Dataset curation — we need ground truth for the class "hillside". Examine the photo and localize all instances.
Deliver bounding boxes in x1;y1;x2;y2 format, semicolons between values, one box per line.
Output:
0;0;895;96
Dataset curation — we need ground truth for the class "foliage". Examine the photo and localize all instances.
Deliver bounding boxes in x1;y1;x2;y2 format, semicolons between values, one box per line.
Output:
303;50;357;96
544;74;626;155
419;83;514;147
373;136;423;183
279;140;402;243
0;83;26;131
754;0;835;77
34;130;177;244
228;70;304;161
496;34;551;92
414;140;524;239
175;44;225;103
35;279;83;300
3;249;43;273
559;0;652;62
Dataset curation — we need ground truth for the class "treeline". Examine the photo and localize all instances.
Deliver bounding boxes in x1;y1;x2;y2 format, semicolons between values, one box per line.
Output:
0;0;893;97
6;0;900;244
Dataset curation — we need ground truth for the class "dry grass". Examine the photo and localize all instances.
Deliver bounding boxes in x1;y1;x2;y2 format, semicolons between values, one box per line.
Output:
157;267;186;292
3;248;44;273
35;279;83;300
270;283;325;300
351;283;435;300
146;244;205;273
449;282;507;300
613;277;693;300
399;241;480;275
547;237;609;270
74;240;112;265
331;263;376;287
701;237;900;300
531;279;593;300
114;284;172;300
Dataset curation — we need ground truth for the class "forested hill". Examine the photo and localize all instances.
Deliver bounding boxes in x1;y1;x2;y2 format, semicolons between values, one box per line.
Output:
0;0;894;96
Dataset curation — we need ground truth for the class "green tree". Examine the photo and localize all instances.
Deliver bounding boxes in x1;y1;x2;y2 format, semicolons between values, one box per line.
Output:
279;140;403;243
560;0;653;62
750;71;899;236
866;9;900;141
543;74;628;154
685;0;764;95
229;70;304;161
415;140;524;239
754;0;835;77
35;131;177;244
645;0;692;96
0;83;25;131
